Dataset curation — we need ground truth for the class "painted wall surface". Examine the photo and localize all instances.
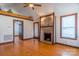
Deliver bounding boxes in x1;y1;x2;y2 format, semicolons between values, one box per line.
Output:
54;3;79;47
35;4;55;16
0;15;33;43
23;20;33;39
0;3;79;47
36;4;55;43
35;3;79;47
0;15;13;43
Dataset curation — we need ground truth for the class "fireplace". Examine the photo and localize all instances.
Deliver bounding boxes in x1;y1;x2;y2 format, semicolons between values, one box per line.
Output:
44;33;51;41
40;13;54;44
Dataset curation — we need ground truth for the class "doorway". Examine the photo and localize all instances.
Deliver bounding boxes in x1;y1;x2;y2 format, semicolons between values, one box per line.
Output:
33;22;39;39
13;20;23;43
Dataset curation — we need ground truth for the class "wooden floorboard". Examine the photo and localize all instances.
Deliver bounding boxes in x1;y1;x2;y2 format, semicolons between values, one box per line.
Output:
0;39;79;56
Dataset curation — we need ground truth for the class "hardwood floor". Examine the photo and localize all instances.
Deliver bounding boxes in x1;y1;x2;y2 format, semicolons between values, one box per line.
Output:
0;39;79;56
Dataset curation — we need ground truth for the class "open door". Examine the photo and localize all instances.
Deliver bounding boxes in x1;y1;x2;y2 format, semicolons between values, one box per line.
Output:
13;20;23;42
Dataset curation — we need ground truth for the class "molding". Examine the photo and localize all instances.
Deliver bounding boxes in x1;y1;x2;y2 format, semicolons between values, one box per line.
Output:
33;37;39;39
0;10;33;21
40;13;54;18
13;20;24;42
33;22;40;39
39;13;55;44
60;13;77;40
0;38;33;45
55;42;79;48
23;38;34;40
0;41;13;45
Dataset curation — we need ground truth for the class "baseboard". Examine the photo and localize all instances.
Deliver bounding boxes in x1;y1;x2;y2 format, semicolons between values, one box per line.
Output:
55;42;79;48
33;37;39;39
14;35;20;37
0;41;13;45
23;38;34;40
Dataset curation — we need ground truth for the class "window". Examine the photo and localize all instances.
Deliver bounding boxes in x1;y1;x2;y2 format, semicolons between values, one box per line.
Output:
60;13;77;39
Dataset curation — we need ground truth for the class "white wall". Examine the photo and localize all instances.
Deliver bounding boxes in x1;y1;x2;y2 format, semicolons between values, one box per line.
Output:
35;3;79;47
35;4;56;43
0;3;79;47
55;3;79;47
0;15;33;43
23;20;33;39
0;15;13;43
33;3;55;22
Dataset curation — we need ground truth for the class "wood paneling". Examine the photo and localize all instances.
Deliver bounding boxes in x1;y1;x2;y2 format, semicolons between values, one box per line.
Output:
0;10;33;20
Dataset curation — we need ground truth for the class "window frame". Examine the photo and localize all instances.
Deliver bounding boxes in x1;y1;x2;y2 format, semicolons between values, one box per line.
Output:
60;13;77;39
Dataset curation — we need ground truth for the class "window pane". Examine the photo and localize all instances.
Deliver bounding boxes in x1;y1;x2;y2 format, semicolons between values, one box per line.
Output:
62;28;75;38
62;15;75;27
61;14;76;39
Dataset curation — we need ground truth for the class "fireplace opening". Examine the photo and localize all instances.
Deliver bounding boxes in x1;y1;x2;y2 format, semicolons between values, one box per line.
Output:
44;33;51;41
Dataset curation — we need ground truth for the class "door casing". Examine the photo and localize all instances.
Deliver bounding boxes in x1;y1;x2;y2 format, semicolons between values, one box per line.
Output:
13;20;24;42
33;22;40;39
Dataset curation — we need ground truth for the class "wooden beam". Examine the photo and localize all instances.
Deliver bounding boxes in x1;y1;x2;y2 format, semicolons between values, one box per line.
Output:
40;13;54;18
0;10;33;21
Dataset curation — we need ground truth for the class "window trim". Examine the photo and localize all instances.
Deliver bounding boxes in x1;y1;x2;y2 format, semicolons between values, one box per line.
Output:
60;13;77;40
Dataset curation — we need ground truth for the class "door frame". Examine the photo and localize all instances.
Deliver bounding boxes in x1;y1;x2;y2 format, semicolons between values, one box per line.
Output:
13;20;24;42
33;22;40;39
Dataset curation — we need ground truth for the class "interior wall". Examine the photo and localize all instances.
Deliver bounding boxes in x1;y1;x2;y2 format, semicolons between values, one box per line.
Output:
23;20;33;39
55;3;79;47
0;15;13;43
0;15;33;43
34;4;56;43
0;3;79;47
35;3;79;47
33;3;55;22
35;4;55;16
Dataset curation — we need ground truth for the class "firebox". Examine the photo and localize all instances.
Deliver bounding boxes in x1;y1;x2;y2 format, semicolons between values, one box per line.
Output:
44;33;51;41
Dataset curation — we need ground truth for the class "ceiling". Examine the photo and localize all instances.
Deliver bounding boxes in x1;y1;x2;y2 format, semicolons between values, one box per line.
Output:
0;3;79;20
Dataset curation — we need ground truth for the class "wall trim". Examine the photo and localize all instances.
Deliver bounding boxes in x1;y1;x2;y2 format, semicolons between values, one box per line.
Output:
0;10;33;21
33;22;40;39
39;12;55;44
55;42;79;48
60;13;77;40
23;38;34;40
13;20;24;42
0;41;13;45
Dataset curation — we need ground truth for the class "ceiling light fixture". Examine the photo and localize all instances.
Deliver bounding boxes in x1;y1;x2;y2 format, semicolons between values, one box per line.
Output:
29;4;34;7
